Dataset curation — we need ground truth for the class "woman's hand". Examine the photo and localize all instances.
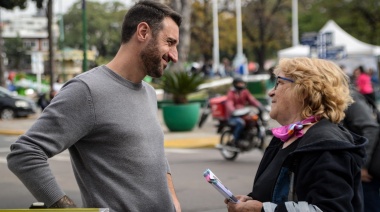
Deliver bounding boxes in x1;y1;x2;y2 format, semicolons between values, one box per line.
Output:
224;195;252;204
226;199;263;212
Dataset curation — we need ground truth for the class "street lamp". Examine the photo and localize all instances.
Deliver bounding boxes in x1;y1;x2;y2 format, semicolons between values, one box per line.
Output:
212;0;220;76
0;8;5;87
82;0;88;72
232;0;248;76
292;0;299;46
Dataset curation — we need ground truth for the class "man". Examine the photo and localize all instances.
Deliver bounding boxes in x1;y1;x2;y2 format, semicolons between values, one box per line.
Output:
343;87;380;212
7;1;182;211
225;77;264;147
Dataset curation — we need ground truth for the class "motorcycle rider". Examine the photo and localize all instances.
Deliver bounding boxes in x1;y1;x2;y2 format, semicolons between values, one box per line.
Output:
225;77;265;147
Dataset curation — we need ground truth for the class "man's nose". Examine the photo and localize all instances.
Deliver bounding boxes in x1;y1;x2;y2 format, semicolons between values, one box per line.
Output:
168;48;178;63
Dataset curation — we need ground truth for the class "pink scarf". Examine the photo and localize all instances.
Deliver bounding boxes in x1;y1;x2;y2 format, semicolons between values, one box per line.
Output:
272;116;319;142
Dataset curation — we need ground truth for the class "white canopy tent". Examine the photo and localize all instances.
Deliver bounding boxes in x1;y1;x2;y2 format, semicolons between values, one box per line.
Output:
277;45;310;58
277;20;380;73
320;20;380;56
278;20;380;58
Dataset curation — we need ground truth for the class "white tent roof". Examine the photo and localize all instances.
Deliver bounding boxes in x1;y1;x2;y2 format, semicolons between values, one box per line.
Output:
278;20;380;58
277;45;310;58
320;20;380;56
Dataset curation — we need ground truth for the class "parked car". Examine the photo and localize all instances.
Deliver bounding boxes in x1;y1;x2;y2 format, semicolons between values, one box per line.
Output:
0;86;37;120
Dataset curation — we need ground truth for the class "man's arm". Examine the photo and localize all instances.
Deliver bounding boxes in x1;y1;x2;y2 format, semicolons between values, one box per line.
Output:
167;173;181;212
7;80;95;206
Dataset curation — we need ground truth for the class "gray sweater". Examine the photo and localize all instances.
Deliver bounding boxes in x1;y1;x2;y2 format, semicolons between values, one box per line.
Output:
7;66;174;211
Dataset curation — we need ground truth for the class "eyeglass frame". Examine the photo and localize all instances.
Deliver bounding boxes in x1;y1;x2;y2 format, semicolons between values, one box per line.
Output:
274;76;295;90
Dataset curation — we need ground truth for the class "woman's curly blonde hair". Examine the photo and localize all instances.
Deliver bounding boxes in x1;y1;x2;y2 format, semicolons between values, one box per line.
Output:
274;57;353;123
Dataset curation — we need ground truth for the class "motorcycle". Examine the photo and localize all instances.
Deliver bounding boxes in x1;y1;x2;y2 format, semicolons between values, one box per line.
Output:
199;96;271;161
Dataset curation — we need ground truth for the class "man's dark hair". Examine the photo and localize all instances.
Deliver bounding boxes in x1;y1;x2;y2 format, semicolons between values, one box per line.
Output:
121;0;182;44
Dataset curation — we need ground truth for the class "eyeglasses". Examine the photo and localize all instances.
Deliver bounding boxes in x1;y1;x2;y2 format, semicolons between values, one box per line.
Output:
274;76;295;90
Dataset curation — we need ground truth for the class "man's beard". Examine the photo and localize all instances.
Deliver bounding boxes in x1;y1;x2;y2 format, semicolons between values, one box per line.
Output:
140;38;164;78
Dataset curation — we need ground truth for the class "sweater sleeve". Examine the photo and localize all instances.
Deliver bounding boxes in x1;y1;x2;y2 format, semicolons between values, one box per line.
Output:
7;79;95;207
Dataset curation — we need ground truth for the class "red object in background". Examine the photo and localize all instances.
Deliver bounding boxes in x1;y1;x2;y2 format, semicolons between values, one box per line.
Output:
248;62;256;73
210;96;228;120
8;71;16;81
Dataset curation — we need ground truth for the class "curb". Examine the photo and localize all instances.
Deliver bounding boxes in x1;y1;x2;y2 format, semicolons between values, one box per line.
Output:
0;129;25;136
0;129;220;149
164;136;219;148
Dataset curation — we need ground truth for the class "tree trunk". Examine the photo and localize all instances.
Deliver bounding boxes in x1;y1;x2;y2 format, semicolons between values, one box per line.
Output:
170;0;192;72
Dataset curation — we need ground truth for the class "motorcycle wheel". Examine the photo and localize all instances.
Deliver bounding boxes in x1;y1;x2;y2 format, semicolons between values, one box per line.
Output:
219;130;239;161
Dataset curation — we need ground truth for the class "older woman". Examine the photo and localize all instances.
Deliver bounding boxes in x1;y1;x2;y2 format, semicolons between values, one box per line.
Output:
225;57;367;212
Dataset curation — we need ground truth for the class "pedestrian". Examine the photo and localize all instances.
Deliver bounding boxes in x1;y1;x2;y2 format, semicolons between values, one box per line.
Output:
354;65;377;109
7;1;182;211
343;87;380;212
225;57;366;211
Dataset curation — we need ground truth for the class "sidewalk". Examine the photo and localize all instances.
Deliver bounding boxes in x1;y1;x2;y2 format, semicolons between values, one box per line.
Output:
0;109;219;149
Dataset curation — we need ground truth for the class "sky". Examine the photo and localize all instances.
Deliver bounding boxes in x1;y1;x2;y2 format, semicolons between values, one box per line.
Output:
0;0;133;20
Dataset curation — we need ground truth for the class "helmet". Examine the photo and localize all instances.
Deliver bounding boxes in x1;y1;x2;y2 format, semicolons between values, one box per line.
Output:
232;77;245;90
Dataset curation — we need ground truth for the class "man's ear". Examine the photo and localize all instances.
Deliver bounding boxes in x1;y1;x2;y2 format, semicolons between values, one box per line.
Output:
136;22;150;42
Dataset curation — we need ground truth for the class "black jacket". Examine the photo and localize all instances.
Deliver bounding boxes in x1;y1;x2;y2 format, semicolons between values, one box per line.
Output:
249;119;367;212
343;88;379;168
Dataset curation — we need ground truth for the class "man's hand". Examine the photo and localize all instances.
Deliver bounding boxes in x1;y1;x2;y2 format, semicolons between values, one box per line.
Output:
49;195;77;208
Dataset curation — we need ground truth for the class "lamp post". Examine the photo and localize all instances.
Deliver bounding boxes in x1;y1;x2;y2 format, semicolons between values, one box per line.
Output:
212;0;220;76
292;0;299;46
232;0;247;76
82;0;88;72
48;0;54;92
0;8;5;87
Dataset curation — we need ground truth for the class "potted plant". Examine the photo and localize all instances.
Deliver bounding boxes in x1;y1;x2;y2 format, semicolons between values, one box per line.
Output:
158;70;206;131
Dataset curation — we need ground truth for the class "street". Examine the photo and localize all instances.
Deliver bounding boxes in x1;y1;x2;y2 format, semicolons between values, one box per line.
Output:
0;135;263;212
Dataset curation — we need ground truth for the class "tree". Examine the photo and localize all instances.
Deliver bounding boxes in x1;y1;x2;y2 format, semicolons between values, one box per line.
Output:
189;0;214;62
165;0;192;72
298;0;380;46
241;0;291;73
0;0;28;10
0;0;44;87
0;0;51;89
3;36;31;71
63;1;128;64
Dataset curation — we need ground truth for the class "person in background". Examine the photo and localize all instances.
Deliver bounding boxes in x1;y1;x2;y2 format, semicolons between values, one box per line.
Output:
7;1;182;211
225;77;265;147
225;57;366;212
343;87;380;212
354;65;377;109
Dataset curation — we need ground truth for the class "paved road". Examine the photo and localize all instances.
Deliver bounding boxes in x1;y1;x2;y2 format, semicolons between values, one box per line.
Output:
0;135;263;211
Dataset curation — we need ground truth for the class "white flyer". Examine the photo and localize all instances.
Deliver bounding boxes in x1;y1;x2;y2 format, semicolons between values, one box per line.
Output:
203;168;239;203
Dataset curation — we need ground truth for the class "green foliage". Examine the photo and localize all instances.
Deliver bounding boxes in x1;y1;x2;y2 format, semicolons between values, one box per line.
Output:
189;0;214;61
0;0;27;10
159;71;206;104
242;0;291;71
63;1;128;59
299;0;380;46
0;0;44;10
3;36;31;71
